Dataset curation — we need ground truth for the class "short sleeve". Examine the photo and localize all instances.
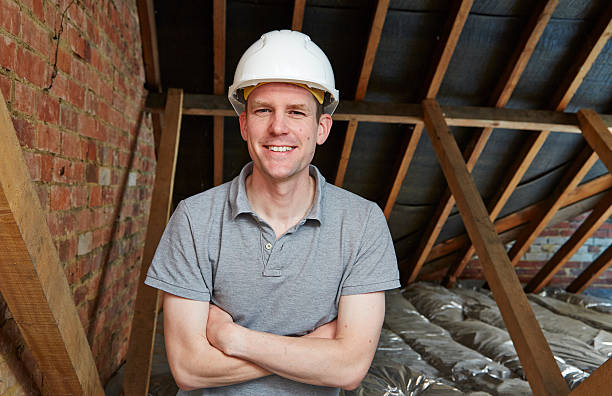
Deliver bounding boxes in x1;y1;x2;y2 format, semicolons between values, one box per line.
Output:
145;200;212;301
341;203;400;295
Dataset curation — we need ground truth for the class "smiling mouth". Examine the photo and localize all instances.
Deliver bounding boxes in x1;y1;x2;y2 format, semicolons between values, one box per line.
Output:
266;145;295;152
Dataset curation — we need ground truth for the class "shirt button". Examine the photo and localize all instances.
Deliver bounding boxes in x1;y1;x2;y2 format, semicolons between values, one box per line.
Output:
265;242;272;250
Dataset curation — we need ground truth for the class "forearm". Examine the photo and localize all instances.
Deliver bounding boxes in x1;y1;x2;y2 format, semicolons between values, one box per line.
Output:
219;325;371;390
168;334;270;390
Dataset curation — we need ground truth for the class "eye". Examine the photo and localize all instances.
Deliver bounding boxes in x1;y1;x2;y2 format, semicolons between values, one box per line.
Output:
254;108;270;114
289;110;306;116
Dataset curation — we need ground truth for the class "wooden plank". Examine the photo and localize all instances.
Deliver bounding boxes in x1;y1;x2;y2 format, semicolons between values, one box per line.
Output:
524;189;612;293
334;0;389;186
422;99;568;396
425;174;612;263
445;130;550;284
423;0;473;99
577;109;612;172
551;5;612;111
420;0;556;286
490;0;558;107
291;0;306;31
146;92;612;133
507;145;599;266
136;0;163;156
136;0;161;91
382;0;472;220
446;7;612;282
0;92;104;395
123;89;184;396
383;124;422;219
567;245;612;294
213;0;226;186
568;356;612;396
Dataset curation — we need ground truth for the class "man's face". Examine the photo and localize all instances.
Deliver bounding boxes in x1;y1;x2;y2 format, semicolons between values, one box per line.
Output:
239;83;332;183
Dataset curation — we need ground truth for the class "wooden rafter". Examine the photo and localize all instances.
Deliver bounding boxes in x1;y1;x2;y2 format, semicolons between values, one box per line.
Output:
334;0;389;186
383;0;473;219
566;245;612;294
136;0;163;153
0;92;104;394
406;0;554;283
551;5;612;110
578;109;612;171
292;0;306;31
423;173;612;263
123;89;184;395
423;0;473;99
506;145;599;266
213;0;226;186
446;8;612;282
524;188;612;293
568;357;612;395
422;99;569;396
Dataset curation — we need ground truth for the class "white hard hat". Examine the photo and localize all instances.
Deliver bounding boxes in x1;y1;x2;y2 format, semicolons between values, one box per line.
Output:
228;30;339;115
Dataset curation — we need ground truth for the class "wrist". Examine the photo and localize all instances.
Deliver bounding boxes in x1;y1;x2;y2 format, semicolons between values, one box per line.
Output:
219;322;244;357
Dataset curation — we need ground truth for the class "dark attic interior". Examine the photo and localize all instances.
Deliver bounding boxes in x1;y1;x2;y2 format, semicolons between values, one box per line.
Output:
0;0;612;395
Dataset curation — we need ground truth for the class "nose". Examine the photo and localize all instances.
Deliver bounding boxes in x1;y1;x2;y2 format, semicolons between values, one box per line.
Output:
269;112;289;135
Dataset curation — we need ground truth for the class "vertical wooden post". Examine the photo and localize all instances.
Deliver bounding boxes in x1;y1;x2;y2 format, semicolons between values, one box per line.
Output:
422;98;569;396
0;92;104;394
123;88;184;395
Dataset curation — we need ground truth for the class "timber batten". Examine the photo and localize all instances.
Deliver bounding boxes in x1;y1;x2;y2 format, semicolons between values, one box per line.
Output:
0;92;104;395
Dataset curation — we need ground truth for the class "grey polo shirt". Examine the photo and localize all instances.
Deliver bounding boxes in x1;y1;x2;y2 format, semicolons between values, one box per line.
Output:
145;162;400;395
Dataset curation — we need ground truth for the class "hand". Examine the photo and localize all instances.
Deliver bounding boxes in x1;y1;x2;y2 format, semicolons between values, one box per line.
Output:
206;304;235;352
305;319;337;339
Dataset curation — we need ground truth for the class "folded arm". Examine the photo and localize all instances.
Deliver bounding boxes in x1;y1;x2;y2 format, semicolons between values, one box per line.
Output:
162;292;337;390
206;292;385;390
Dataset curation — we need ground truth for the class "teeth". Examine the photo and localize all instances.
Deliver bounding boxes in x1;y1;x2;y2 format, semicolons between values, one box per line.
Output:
268;146;293;152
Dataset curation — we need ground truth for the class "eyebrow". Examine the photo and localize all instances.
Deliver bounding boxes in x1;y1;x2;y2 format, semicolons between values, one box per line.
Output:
250;100;312;112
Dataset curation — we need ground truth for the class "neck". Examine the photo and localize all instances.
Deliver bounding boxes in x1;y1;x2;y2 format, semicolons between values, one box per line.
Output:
246;166;315;238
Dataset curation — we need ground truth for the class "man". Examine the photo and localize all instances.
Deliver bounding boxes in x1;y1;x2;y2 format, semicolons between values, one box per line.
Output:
145;30;400;395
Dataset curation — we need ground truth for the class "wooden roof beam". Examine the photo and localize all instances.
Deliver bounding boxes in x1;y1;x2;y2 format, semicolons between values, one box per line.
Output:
123;89;184;395
383;0;472;219
292;0;306;31
446;7;612;283
422;173;612;263
578;109;612;171
506;145;599;266
551;5;612;111
566;244;612;294
213;0;226;186
405;0;554;283
0;92;104;395
524;188;612;293
145;92;612;133
136;0;163;154
334;0;389;186
568;357;612;395
422;99;569;396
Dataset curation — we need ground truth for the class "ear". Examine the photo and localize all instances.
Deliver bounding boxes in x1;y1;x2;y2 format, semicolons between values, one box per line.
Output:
239;111;248;141
316;113;332;145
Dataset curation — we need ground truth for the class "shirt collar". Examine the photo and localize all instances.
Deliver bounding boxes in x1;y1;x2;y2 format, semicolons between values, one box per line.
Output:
229;162;325;223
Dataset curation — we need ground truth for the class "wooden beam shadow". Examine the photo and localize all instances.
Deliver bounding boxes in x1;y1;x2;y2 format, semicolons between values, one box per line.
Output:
0;92;104;394
422;98;569;396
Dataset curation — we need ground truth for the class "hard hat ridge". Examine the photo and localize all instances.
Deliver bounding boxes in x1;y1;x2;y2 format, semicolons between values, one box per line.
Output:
228;30;339;115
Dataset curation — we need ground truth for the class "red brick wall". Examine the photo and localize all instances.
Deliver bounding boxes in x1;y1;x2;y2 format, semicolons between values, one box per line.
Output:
460;214;612;290
0;0;155;391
